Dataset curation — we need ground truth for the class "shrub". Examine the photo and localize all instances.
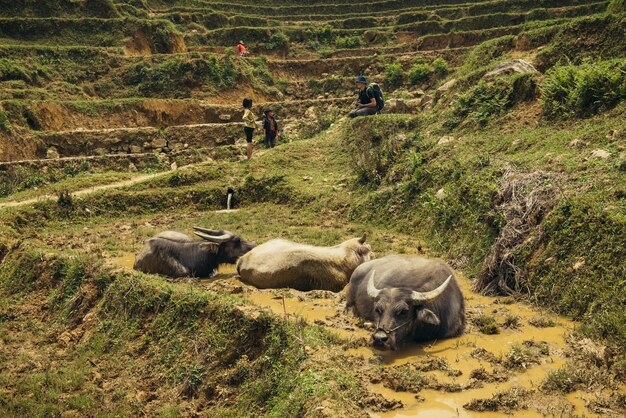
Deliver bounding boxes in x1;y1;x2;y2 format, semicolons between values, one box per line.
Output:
335;35;362;49
432;57;449;78
385;63;403;88
446;73;536;129
541;59;626;119
408;63;431;85
122;54;236;97
266;31;289;50
0;110;11;133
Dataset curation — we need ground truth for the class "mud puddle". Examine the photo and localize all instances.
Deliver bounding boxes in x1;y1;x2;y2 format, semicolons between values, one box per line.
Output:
109;254;600;417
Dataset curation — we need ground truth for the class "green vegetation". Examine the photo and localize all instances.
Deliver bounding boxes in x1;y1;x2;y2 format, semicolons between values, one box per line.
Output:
408;63;431;85
0;109;10;133
608;0;626;13
266;31;290;50
121;54;236;97
473;314;500;335
1;0;625;415
432;57;449;78
445;73;536;129
335;35;362;49
384;62;403;88
541;59;626;119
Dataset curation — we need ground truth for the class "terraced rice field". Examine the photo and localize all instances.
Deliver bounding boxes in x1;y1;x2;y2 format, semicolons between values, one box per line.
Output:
1;0;625;417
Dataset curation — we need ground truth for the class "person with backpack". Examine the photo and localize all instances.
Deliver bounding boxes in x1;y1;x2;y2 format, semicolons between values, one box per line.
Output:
262;108;279;148
348;76;384;118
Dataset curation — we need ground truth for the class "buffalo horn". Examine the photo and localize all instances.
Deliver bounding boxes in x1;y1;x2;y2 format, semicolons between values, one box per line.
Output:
366;270;381;298
411;275;452;302
194;231;232;243
358;233;367;244
193;226;231;237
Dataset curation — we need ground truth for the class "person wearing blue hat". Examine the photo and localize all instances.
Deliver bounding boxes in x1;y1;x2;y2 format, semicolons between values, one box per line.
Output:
349;75;379;118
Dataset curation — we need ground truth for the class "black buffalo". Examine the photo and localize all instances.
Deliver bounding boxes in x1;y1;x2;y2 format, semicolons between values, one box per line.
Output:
347;255;465;350
133;227;255;278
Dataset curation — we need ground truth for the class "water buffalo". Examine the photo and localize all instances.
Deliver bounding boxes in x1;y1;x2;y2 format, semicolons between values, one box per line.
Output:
236;235;373;292
133;227;255;278
347;255;465;350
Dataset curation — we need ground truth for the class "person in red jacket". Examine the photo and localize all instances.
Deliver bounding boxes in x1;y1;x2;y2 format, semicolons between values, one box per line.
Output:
235;41;249;57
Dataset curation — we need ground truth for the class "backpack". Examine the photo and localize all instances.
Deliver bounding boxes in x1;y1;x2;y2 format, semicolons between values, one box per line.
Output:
369;83;385;110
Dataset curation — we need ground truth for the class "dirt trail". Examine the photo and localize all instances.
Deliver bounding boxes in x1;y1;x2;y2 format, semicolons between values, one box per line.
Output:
0;172;165;209
110;254;608;418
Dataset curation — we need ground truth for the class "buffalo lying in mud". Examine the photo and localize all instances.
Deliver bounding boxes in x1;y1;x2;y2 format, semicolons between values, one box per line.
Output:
347;255;465;350
134;227;255;278
237;235;373;292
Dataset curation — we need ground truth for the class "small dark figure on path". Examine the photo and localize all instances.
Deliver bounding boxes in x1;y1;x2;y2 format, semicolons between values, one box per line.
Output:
242;98;258;160
262;108;280;148
348;76;383;118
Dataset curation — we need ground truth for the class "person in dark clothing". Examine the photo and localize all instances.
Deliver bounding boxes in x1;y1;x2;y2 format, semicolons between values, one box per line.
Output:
262;108;279;148
348;75;379;118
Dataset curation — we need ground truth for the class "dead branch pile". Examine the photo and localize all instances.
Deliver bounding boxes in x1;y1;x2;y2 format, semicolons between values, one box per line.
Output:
475;170;561;295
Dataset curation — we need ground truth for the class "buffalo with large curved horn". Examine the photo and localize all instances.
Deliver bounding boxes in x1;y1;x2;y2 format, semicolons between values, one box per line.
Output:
348;255;465;350
133;227;255;278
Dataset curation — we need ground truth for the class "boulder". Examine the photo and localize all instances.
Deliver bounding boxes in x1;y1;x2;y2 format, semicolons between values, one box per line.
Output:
437;136;455;145
129;145;143;154
483;60;538;80
590;149;611;160
128;162;138;172
46;147;60;159
151;137;167;148
219;114;232;121
418;95;433;109
385;98;407;114
304;106;318;120
435;78;457;100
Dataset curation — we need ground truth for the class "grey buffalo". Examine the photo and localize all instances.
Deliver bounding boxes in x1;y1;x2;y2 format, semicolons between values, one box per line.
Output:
237;235;373;292
133;227;255;278
347;255;465;350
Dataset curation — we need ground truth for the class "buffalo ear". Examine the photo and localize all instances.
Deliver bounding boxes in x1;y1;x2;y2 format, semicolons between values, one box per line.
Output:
416;308;440;326
356;245;370;256
199;242;219;251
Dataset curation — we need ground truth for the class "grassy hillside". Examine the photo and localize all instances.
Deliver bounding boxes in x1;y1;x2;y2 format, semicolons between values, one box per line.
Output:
1;0;625;416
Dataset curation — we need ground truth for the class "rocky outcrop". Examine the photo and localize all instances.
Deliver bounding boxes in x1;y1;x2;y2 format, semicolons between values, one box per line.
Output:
483;60;539;80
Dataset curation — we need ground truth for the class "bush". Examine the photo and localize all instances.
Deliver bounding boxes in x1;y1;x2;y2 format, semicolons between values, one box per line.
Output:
408;63;431;85
266;31;289;50
335;35;362;49
432;57;449;78
122;54;236;97
541;59;626;119
0;110;11;133
385;63;403;88
446;73;536;128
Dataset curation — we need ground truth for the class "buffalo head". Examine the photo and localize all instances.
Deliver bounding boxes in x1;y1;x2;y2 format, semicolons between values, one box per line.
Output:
193;227;256;264
366;270;452;350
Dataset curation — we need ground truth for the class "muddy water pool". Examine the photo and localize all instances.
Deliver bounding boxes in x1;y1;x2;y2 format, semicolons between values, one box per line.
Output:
109;254;599;417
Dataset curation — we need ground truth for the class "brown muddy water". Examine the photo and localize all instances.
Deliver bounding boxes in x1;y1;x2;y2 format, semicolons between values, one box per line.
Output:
110;254;600;417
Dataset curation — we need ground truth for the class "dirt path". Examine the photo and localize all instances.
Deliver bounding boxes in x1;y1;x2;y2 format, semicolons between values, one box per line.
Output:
0;172;166;209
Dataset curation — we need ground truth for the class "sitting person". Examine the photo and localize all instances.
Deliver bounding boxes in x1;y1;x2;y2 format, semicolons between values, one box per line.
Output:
235;41;249;57
262;108;279;148
348;76;379;118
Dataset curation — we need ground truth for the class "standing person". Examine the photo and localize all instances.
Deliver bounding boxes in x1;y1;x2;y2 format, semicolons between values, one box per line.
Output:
348;76;379;118
236;41;249;57
242;98;257;160
262;108;279;149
